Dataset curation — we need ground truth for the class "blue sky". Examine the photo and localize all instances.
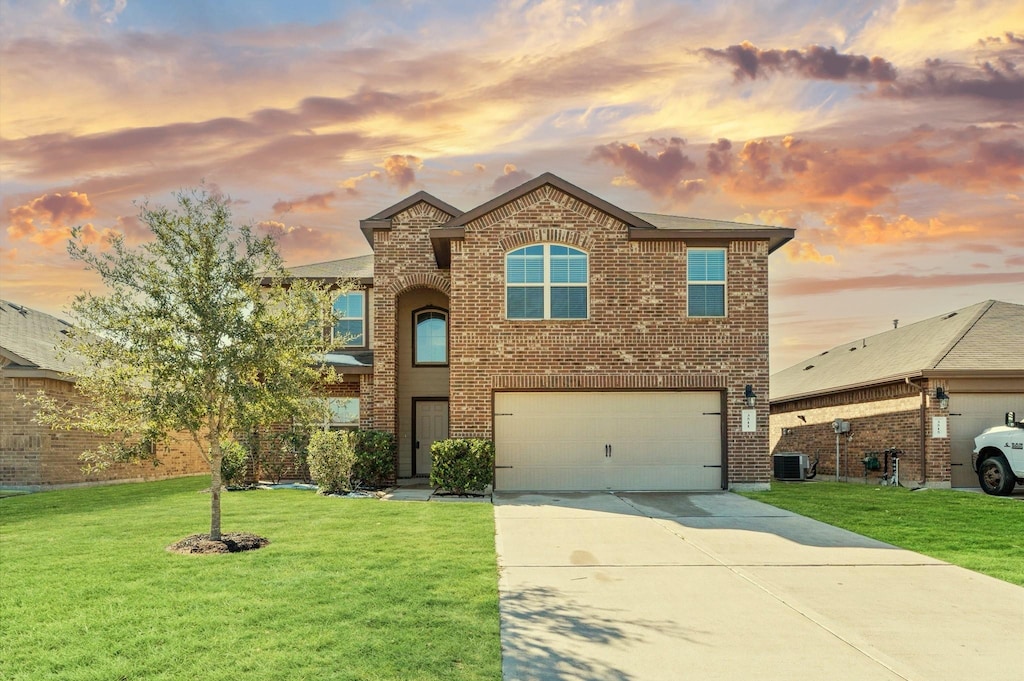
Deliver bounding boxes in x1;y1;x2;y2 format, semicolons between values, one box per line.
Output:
2;0;1022;369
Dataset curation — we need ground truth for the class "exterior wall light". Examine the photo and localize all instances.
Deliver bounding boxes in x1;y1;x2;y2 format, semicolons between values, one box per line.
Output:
935;386;950;410
744;384;756;408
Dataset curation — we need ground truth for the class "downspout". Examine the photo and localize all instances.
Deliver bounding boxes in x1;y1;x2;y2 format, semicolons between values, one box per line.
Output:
905;377;927;486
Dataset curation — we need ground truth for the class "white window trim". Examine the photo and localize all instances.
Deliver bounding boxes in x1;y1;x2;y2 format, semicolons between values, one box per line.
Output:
687;248;727;318
332;291;366;347
505;244;589;320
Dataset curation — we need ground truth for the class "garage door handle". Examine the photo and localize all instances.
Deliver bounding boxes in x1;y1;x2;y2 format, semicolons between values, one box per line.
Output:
605;444;612;457
495;465;514;469
703;465;722;468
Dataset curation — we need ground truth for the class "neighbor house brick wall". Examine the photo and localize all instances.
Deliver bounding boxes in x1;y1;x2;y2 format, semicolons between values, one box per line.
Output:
0;374;206;489
447;186;771;487
770;379;952;485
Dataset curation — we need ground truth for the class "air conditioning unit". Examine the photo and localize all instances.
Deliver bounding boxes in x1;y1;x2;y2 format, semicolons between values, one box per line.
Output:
773;453;809;481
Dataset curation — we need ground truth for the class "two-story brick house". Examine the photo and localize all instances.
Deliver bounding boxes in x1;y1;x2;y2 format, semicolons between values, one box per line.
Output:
302;173;792;491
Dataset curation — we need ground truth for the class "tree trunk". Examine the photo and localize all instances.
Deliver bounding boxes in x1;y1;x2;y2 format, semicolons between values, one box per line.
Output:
209;436;223;542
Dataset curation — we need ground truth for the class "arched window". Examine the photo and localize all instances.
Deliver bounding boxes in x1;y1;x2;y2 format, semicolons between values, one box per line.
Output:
332;291;365;347
414;308;448;365
505;244;588;319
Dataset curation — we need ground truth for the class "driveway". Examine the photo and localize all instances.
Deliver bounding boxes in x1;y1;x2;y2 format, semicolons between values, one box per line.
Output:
494;492;1024;681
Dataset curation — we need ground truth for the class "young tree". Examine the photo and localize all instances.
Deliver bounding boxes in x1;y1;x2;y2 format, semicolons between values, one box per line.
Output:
34;188;339;542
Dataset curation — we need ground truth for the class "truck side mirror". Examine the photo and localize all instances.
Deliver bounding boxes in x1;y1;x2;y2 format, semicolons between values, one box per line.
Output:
1008;411;1017;428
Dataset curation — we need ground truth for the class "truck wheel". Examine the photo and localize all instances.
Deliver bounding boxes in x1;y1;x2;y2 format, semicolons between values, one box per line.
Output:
978;456;1016;496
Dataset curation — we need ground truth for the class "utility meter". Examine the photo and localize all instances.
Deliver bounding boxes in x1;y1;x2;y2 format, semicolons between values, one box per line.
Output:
832;419;851;434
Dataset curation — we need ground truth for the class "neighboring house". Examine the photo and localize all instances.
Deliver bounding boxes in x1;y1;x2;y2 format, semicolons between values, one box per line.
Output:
769;300;1024;488
0;300;207;490
287;172;793;491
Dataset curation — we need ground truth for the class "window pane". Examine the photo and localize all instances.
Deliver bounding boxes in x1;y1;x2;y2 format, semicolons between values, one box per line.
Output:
333;291;364;319
688;250;725;283
550;256;568;283
328;397;359;426
334;319;364;346
568;254;587;283
550;244;568;256
688;284;725;316
507;251;543;283
415;313;447;363
551;287;587;319
508;287;543;318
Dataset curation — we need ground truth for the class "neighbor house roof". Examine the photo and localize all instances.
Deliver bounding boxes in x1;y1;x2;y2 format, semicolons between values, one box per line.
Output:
0;300;81;380
770;300;1024;403
283;254;374;282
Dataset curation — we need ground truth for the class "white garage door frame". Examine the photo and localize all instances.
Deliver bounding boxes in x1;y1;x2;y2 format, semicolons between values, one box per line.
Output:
493;389;727;492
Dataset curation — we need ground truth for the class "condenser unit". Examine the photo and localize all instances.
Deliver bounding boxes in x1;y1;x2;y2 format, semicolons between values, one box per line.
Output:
773;453;809;481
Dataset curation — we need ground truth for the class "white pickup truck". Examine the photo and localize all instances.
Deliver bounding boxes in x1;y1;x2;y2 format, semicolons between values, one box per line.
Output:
973;411;1024;496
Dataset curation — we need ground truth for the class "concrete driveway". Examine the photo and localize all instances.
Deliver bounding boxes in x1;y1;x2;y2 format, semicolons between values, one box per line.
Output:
494;492;1024;681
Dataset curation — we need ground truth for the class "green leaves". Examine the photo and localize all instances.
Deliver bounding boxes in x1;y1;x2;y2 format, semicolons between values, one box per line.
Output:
32;187;351;535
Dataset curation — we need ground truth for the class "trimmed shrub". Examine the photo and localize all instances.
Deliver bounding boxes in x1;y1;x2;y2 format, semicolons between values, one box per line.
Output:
219;438;250;488
307;430;356;494
351;429;396;489
430;438;494;494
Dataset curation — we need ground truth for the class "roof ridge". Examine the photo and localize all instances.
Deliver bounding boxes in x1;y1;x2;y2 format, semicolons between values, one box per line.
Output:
928;299;995;369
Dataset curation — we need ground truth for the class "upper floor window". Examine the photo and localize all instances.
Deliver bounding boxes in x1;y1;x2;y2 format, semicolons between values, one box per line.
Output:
332;291;365;346
687;248;726;317
414;308;448;365
506;244;588;319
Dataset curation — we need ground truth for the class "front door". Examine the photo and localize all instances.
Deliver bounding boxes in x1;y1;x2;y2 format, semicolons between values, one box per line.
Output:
414;399;449;477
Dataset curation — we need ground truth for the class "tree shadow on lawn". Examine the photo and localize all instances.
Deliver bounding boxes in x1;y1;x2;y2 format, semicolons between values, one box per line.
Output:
499;585;699;681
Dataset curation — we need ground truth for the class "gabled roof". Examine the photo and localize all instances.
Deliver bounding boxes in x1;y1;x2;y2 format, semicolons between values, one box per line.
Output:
770;300;1024;403
442;172;657;230
0;300;81;379
359;191;462;246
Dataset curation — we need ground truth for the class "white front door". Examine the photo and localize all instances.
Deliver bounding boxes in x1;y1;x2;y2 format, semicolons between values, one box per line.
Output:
414;400;449;477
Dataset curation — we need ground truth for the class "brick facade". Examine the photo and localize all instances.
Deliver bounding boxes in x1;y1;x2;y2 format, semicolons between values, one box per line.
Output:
0;375;207;489
370;183;774;488
770;379;952;486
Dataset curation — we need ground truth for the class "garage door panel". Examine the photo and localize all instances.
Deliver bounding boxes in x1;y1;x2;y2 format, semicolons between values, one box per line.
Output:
950;393;1024;488
495;391;723;491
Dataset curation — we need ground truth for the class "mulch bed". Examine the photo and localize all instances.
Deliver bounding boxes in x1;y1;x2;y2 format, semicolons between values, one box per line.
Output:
166;532;269;555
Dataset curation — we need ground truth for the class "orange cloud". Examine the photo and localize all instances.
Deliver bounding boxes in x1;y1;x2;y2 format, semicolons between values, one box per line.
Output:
775;270;1024;297
491;163;533;194
6;191;100;247
590;137;702;202
783;241;836;264
826;210;975;245
272;191;337;214
255;220;333;253
382;154;422;190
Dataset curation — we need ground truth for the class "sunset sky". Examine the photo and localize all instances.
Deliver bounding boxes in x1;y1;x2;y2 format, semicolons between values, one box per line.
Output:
2;0;1022;371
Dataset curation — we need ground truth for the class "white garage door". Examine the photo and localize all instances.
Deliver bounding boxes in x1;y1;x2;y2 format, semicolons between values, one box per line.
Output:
950;393;1024;488
494;391;723;491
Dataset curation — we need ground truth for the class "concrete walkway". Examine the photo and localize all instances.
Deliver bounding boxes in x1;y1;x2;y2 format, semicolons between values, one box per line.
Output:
494;492;1024;681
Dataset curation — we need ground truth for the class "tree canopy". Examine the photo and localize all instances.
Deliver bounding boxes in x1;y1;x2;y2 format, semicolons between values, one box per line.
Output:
34;188;343;541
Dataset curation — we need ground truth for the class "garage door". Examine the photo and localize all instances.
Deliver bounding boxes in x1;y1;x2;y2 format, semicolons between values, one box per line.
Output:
950;393;1024;488
494;391;723;491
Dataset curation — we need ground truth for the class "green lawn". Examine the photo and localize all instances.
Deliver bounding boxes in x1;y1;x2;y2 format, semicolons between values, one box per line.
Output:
0;476;501;681
742;482;1024;586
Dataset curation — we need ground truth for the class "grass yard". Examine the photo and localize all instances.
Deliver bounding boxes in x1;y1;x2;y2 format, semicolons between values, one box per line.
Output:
0;476;501;681
742;482;1024;586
